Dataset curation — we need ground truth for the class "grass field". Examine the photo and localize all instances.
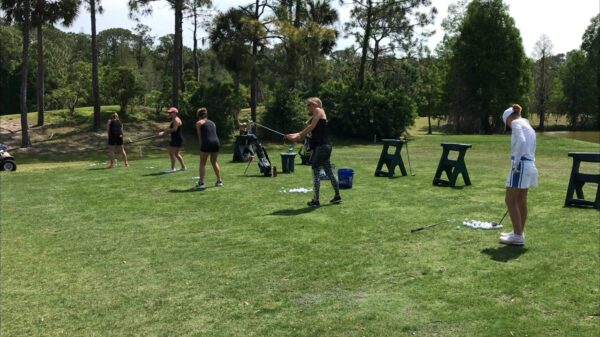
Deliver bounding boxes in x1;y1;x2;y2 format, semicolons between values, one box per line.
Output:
1;131;599;336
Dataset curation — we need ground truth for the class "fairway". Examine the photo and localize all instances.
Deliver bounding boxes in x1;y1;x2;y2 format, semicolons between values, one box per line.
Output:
1;134;598;336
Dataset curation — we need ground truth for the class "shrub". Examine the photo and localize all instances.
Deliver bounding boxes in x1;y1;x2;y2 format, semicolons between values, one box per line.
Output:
259;87;307;141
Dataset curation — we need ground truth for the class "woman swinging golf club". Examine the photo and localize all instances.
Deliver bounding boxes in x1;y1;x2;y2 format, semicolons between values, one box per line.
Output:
106;113;129;168
195;107;222;190
500;104;537;246
158;107;186;173
285;97;341;207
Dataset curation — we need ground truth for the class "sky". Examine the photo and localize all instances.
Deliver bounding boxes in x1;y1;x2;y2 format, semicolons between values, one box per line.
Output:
57;0;600;57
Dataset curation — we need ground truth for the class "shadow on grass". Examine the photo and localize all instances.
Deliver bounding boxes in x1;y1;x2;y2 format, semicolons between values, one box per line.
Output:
141;171;171;176
88;167;111;171
169;186;218;193
270;203;340;216
481;245;527;262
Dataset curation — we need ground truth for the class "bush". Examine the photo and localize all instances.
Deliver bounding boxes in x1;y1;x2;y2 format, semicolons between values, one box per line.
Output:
185;82;243;140
259;87;307;141
319;76;417;140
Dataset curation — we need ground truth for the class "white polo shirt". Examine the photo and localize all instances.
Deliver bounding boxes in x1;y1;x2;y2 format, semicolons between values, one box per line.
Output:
510;118;536;162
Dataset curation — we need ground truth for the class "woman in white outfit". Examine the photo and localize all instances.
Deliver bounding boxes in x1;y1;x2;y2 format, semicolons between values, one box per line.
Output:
500;104;538;245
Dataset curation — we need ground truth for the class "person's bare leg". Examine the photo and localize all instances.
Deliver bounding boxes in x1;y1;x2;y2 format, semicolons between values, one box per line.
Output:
199;152;208;183
168;147;176;169
210;152;221;182
518;189;528;233
108;146;115;166
505;188;523;235
175;149;185;169
120;145;128;166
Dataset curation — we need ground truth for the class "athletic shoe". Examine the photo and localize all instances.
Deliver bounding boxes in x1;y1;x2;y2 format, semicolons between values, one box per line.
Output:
124;162;129;168
180;166;187;171
165;168;177;173
196;182;205;190
329;195;342;204
215;181;223;187
499;233;525;246
307;200;320;207
500;231;525;239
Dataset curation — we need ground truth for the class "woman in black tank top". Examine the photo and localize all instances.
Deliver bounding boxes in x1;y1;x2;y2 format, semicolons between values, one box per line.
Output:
194;107;222;190
285;97;341;207
158;107;186;173
106;113;128;168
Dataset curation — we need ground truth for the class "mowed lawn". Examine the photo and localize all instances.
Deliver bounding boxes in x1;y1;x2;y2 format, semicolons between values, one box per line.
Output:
1;134;598;337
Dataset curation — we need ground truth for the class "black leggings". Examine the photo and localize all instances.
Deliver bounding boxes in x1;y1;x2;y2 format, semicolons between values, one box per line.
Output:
310;144;340;201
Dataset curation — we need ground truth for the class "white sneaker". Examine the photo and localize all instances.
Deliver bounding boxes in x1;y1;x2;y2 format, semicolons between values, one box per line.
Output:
215;181;223;187
499;233;525;245
500;231;525;239
165;168;177;173
180;166;187;171
196;182;205;190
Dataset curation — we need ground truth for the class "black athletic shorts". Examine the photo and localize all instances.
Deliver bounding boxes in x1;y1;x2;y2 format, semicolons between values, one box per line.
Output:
200;143;220;153
170;136;183;148
108;134;123;146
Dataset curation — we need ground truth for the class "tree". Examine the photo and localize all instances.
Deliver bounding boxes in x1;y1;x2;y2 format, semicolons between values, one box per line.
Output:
559;50;596;128
132;23;153;68
531;34;556;131
48;60;91;115
344;0;436;87
1;0;33;146
96;27;136;66
82;0;102;130
415;58;443;134
102;65;142;115
128;0;185;108
0;21;22;116
444;0;530;133
581;14;599;126
186;0;211;82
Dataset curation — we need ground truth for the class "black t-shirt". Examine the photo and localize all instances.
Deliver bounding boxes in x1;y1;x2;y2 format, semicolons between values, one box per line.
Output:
108;120;122;136
309;118;329;148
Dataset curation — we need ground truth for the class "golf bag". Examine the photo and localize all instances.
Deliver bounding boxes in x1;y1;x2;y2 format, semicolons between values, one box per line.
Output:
298;136;312;165
248;134;272;176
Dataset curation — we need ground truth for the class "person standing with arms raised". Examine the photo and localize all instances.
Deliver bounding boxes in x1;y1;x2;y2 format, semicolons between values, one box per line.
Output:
159;107;186;173
106;112;129;168
195;107;222;190
285;97;341;207
500;104;538;245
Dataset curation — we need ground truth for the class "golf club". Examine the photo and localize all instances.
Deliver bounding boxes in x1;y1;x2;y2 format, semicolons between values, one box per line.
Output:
492;210;509;227
404;137;415;176
410;219;455;232
249;120;286;137
128;134;161;144
243;155;255;175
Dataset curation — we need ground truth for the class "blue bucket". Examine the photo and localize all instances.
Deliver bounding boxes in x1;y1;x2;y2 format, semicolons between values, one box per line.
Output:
338;168;354;189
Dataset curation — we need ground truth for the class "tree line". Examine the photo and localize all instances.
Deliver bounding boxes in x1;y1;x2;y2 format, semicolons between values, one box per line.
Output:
1;0;598;148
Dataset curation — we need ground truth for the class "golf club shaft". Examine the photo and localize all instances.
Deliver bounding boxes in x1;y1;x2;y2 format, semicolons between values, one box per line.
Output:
410;219;448;232
129;134;160;144
498;210;508;224
250;121;285;137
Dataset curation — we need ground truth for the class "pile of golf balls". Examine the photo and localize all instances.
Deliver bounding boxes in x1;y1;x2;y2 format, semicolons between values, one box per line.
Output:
279;187;312;193
462;218;501;229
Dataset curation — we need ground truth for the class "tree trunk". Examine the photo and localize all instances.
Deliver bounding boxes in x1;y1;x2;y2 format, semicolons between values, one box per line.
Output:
20;0;32;148
372;39;380;74
427;114;432;135
357;0;373;88
91;0;101;131
538;54;546;131
192;3;200;82
36;24;45;126
172;0;182;107
597;40;600;126
250;0;259;123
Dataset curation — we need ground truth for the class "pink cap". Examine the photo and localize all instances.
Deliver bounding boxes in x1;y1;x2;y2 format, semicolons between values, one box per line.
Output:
166;107;178;114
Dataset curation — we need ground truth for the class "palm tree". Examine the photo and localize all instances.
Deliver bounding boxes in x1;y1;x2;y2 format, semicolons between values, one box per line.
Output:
128;0;185;108
1;0;33;147
32;0;80;126
83;0;102;130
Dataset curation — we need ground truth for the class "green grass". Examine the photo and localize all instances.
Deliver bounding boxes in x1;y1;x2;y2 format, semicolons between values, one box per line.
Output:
1;134;599;336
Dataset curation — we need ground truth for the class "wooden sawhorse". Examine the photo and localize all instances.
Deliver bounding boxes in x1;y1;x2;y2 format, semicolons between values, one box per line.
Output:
433;143;472;187
374;139;407;178
564;152;600;209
